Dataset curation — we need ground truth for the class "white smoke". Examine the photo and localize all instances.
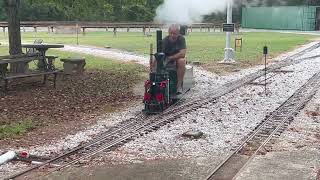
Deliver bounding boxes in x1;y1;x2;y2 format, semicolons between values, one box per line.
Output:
154;0;232;25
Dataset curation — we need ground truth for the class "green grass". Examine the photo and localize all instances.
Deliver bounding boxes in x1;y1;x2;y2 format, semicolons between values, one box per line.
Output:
49;50;146;72
0;119;36;139
0;45;8;55
0;31;316;64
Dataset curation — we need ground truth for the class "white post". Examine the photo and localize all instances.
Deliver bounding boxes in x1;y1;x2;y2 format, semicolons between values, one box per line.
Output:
0;151;16;165
222;0;235;63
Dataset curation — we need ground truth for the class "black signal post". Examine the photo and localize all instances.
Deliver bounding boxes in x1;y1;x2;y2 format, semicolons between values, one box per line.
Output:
263;46;268;95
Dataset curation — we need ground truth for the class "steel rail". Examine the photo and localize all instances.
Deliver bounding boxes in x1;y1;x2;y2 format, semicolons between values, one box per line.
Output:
205;71;320;180
43;42;320;176
6;42;320;180
5;90;191;180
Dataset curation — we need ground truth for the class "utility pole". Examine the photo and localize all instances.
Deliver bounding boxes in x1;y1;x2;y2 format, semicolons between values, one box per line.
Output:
222;0;235;63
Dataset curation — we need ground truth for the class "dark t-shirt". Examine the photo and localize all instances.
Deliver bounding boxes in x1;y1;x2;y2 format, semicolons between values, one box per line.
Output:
162;35;186;57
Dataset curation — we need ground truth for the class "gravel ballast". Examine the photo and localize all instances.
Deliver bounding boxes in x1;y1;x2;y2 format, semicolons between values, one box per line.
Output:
1;42;320;178
103;48;320;164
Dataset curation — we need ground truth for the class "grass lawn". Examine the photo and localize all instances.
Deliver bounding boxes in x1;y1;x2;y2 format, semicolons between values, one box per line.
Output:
0;45;9;55
0;31;315;73
0;31;316;63
0;45;146;72
0;119;35;139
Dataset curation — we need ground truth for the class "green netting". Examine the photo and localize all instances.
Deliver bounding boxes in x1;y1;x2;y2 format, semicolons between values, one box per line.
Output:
242;6;318;31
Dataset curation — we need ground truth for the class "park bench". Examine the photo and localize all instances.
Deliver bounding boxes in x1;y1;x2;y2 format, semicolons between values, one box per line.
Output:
0;53;60;92
60;57;86;74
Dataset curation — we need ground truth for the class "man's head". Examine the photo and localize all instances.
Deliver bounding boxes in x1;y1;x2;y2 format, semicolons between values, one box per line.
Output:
168;24;180;42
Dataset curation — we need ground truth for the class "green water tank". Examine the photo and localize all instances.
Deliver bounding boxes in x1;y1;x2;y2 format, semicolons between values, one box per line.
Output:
242;6;319;31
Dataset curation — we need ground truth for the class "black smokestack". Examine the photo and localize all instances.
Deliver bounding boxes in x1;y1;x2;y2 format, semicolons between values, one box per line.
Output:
180;25;188;35
156;30;162;53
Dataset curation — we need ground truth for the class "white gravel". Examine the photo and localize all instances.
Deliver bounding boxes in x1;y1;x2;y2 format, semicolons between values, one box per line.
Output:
104;47;320;164
1;41;319;178
0;106;143;177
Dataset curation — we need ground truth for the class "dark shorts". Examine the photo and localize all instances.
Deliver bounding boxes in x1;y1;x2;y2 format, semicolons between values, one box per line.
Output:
165;58;177;71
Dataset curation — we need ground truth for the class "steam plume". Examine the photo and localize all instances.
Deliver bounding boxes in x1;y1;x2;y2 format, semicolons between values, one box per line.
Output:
154;0;232;25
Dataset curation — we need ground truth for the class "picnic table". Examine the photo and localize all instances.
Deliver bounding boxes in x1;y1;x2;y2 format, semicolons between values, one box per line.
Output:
21;44;64;71
0;48;63;92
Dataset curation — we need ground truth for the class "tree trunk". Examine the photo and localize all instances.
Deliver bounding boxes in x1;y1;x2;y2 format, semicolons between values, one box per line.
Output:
6;0;26;73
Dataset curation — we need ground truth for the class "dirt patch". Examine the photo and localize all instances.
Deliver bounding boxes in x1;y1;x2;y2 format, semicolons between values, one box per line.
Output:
305;108;320;118
202;60;264;75
0;69;144;149
201;41;315;75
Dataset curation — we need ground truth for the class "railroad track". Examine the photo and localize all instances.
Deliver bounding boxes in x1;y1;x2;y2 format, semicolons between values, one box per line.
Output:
5;42;320;180
205;71;320;180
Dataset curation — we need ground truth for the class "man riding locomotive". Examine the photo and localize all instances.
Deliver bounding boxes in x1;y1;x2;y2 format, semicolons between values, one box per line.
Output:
151;24;187;94
144;24;193;113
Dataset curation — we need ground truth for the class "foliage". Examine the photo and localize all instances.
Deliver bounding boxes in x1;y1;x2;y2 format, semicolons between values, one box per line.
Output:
0;0;7;21
19;1;64;21
18;0;163;22
2;0;320;22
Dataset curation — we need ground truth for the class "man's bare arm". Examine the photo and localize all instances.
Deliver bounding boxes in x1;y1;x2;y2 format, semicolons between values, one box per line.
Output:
168;49;187;61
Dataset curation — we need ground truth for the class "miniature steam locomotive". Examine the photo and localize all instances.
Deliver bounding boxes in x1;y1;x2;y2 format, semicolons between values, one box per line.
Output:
143;30;194;114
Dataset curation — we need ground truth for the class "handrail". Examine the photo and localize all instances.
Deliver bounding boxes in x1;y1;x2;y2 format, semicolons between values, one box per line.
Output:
0;21;240;28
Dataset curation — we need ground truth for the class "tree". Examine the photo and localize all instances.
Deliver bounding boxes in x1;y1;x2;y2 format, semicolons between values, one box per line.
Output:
5;0;25;73
19;1;65;21
5;0;320;24
23;0;163;22
5;0;22;55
